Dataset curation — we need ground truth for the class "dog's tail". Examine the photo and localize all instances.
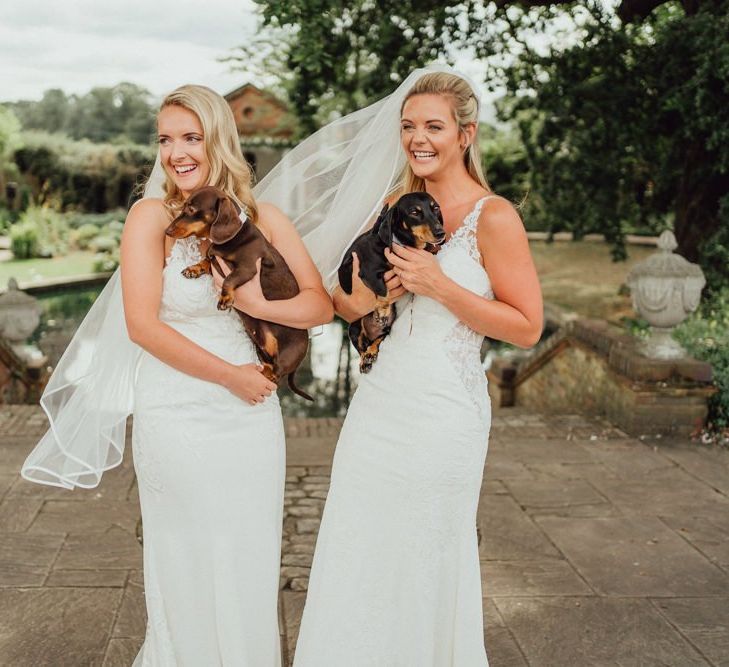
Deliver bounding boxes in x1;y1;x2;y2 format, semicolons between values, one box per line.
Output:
288;372;314;402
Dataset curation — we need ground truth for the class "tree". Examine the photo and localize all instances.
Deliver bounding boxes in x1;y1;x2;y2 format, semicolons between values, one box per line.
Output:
0;106;23;205
230;0;478;135
4;83;156;145
476;0;729;290
242;0;728;288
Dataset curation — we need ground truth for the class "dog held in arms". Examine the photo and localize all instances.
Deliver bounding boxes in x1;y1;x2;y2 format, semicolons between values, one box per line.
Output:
165;185;312;400
338;192;446;373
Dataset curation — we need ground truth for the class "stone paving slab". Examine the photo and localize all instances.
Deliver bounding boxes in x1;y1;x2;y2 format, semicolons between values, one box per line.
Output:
534;515;729;598
478;495;561;561
0;406;728;666
660;514;729;571
659;443;729;495
482;560;592;597
0;588;122;666
589;469;729;518
495;597;711;666
653;597;729;667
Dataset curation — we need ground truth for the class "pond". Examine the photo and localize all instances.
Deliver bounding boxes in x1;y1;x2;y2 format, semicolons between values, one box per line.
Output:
30;281;530;417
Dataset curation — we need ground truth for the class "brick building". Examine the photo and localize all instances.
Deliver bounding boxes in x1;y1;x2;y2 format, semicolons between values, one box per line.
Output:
225;83;297;181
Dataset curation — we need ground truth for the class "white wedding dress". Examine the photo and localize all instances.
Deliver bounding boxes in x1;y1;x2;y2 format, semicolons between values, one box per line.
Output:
294;197;495;666
131;236;285;666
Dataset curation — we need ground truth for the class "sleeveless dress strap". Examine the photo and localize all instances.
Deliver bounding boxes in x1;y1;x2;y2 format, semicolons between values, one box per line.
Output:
465;194;500;231
456;194;500;264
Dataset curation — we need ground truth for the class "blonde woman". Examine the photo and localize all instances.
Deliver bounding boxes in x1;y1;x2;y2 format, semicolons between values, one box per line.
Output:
293;70;542;665
24;84;332;666
122;85;332;665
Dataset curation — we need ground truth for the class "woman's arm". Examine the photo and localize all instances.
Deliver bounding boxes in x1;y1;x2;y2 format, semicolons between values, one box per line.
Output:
386;198;543;348
220;202;334;329
332;256;406;323
120;199;276;404
330;195;407;323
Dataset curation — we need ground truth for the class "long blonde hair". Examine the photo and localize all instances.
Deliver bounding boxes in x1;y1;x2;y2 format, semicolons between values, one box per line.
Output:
393;72;491;198
155;85;258;223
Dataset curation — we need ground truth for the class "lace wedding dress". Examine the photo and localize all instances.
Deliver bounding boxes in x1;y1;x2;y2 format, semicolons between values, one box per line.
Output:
294;196;495;666
131;236;285;666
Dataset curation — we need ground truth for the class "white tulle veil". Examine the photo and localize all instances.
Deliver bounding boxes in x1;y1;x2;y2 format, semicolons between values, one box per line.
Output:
21;62;480;489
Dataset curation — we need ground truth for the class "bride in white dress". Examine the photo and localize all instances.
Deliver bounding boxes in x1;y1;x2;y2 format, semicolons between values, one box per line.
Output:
293;71;543;665
22;85;333;666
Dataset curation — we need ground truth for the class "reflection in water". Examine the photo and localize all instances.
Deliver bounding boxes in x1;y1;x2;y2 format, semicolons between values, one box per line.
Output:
33;287;102;369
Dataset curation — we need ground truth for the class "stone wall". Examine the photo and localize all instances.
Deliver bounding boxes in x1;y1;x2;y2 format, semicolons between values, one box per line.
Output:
488;319;715;437
0;339;46;404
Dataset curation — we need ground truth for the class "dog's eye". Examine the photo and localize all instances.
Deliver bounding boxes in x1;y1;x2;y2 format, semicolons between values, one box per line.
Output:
408;208;421;216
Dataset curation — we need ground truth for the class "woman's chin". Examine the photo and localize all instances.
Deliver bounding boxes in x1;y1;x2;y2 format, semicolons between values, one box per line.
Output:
408;160;440;180
172;173;206;195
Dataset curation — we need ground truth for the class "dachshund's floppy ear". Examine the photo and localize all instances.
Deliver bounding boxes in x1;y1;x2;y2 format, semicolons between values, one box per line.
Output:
433;200;444;226
209;197;243;244
377;205;394;246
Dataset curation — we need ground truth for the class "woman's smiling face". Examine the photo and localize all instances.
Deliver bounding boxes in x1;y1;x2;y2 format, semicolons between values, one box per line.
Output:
400;93;463;181
157;104;210;197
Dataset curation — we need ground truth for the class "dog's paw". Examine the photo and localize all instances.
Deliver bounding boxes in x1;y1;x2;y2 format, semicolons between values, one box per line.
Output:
217;295;234;311
182;267;203;279
360;351;378;373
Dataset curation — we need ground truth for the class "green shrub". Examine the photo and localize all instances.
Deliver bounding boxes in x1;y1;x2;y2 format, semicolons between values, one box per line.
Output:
105;220;124;240
13;131;154;213
10;205;69;258
9;220;40;259
65;209;126;229
72;223;101;249
89;236;118;253
674;287;729;442
93;247;119;272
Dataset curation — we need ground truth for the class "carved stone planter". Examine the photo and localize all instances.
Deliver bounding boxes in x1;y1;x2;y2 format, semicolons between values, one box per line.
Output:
0;278;46;366
626;230;705;359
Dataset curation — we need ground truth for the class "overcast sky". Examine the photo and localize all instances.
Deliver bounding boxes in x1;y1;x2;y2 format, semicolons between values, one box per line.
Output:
0;0;497;118
0;0;260;102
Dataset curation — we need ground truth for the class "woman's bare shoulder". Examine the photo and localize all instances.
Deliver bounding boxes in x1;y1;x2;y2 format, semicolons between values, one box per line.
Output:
125;198;169;232
478;195;524;234
256;201;293;243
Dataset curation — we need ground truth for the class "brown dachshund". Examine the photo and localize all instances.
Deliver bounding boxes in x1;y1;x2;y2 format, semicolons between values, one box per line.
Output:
165;186;312;401
338;192;446;373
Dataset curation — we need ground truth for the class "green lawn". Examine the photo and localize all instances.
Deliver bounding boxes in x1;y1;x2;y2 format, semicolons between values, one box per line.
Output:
0;241;653;322
530;241;654;322
0;252;98;287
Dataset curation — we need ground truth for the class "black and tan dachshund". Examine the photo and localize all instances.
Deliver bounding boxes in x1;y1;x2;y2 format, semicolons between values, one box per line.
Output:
165;186;312;401
338;192;446;373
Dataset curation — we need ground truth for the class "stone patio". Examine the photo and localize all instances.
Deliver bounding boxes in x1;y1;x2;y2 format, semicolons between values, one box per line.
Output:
1;405;728;666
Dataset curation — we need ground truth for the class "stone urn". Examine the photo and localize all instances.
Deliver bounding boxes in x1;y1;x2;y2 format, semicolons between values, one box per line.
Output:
0;278;47;367
626;230;705;359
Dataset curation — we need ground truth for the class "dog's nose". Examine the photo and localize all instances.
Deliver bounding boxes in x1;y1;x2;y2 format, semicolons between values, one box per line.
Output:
436;230;446;242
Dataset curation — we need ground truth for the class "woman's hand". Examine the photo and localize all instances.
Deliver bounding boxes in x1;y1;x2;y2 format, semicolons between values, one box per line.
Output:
348;252;408;309
383;267;408;302
384;245;447;299
221;362;277;405
212;258;268;318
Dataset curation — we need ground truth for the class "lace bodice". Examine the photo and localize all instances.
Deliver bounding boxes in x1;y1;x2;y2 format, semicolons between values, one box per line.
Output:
157;236;257;363
386;195;497;416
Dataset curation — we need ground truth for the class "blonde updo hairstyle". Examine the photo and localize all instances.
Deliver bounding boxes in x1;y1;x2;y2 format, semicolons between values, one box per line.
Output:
395;72;490;197
156;84;258;223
